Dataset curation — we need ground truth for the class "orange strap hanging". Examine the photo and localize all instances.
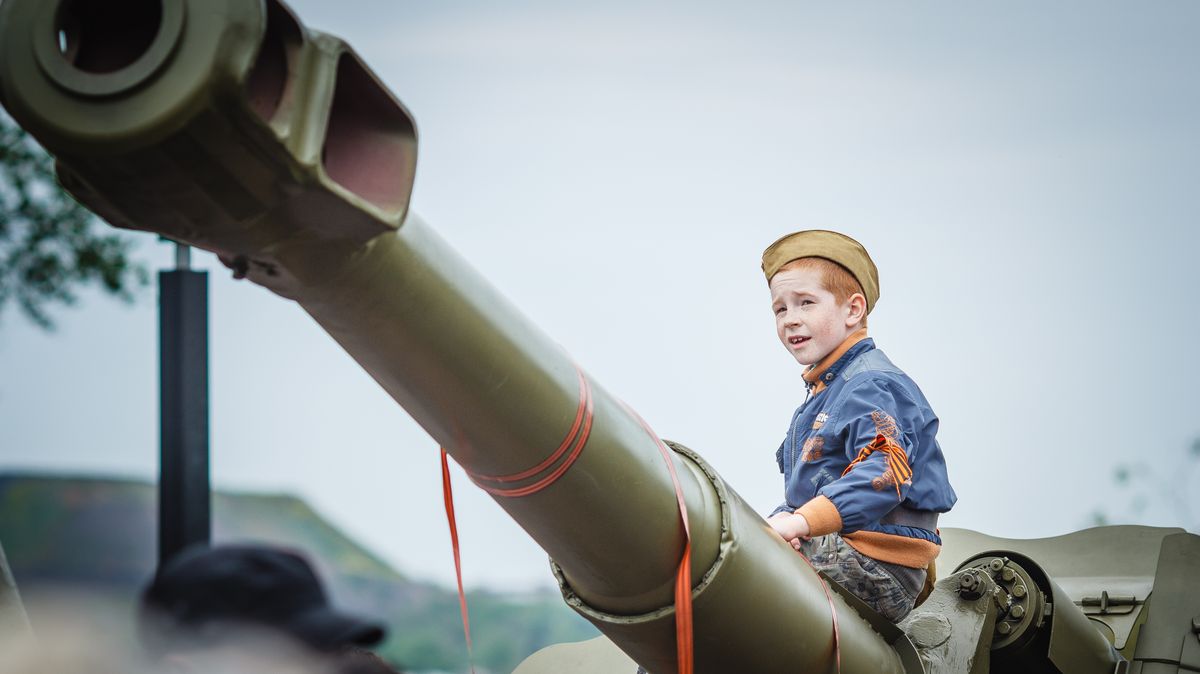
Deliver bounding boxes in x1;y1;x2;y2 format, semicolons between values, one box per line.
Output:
440;365;596;674
623;405;694;674
441;448;476;674
796;551;842;674
439;364;695;674
842;434;912;498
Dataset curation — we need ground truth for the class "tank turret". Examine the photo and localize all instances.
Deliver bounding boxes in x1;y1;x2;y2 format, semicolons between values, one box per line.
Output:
1;2;1196;672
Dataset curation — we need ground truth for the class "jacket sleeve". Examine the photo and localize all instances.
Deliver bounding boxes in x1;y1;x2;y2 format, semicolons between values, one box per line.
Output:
770;503;793;517
768;441;792;517
809;376;922;534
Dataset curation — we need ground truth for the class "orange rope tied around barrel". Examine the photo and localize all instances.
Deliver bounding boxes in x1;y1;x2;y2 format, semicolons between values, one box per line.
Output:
440;364;594;674
796;552;842;674
621;402;694;674
439;363;695;674
842;434;912;499
465;366;594;497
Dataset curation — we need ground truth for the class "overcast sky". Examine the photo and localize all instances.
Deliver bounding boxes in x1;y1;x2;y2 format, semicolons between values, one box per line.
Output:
2;1;1198;592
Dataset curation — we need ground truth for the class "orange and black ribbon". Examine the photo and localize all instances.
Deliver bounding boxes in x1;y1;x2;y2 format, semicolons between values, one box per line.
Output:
842;434;912;498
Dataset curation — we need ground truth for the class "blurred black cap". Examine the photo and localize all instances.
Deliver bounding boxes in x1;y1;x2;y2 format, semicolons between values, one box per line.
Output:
139;544;386;655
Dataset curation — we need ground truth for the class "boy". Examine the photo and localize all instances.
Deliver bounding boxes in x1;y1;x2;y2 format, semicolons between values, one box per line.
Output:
762;230;955;622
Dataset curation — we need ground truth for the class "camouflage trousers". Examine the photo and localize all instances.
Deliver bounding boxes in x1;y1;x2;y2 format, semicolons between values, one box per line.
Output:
798;533;923;622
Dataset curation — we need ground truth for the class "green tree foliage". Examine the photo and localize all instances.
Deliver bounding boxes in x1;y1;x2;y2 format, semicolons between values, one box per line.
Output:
0;112;146;329
1090;436;1199;532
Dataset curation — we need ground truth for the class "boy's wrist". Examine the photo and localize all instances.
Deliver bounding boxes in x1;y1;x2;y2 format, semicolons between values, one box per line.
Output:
767;512;811;541
791;513;811;539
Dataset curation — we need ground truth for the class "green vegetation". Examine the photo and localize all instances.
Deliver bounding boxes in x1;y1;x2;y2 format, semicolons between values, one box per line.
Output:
0;112;147;329
1089;436;1199;532
0;473;597;673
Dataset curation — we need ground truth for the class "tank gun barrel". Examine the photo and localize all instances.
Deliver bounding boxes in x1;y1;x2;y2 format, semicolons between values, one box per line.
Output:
0;1;906;671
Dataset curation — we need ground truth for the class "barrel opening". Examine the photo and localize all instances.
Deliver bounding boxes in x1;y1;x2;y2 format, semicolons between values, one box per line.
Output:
55;0;163;74
321;52;417;212
245;0;303;124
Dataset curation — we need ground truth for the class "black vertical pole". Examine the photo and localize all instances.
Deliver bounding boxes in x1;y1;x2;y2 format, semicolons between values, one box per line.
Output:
158;245;210;565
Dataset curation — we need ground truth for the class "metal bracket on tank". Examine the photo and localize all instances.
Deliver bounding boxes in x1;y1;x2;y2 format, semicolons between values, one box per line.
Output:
1077;590;1138;616
898;568;1001;674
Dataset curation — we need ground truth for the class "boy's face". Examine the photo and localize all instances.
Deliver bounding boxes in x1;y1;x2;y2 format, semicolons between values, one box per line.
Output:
769;267;861;366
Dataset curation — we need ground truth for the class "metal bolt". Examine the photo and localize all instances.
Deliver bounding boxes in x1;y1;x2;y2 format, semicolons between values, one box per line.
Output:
1013;584;1027;598
230;255;249;280
959;572;983;600
1011;605;1025;619
1001;568;1015;582
997;622;1012;635
989;559;1004;572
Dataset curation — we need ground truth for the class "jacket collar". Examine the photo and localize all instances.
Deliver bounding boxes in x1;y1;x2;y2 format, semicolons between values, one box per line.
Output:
802;328;872;395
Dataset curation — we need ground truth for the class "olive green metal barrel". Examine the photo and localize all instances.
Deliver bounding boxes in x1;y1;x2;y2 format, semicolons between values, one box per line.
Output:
0;1;906;671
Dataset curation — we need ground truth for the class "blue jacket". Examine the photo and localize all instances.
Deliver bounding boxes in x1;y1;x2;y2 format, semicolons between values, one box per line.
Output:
772;334;956;568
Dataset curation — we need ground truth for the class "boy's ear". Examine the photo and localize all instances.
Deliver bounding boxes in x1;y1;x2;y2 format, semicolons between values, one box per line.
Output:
845;292;867;326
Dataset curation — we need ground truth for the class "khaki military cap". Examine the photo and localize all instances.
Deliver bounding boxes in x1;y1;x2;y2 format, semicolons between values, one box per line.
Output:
761;230;880;313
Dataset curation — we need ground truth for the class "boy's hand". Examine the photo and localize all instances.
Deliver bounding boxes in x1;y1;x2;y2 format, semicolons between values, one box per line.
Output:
767;512;811;549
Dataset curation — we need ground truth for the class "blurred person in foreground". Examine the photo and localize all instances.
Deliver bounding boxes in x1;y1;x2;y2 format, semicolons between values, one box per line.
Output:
0;598;138;674
138;544;403;674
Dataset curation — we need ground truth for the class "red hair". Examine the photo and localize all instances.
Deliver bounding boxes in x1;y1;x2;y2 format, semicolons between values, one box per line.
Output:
778;257;867;326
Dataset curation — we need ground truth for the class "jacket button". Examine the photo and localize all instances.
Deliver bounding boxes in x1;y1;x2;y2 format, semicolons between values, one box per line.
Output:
824;373;834;382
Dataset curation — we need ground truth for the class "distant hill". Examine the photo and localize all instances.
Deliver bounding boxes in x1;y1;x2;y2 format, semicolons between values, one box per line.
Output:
0;472;596;673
